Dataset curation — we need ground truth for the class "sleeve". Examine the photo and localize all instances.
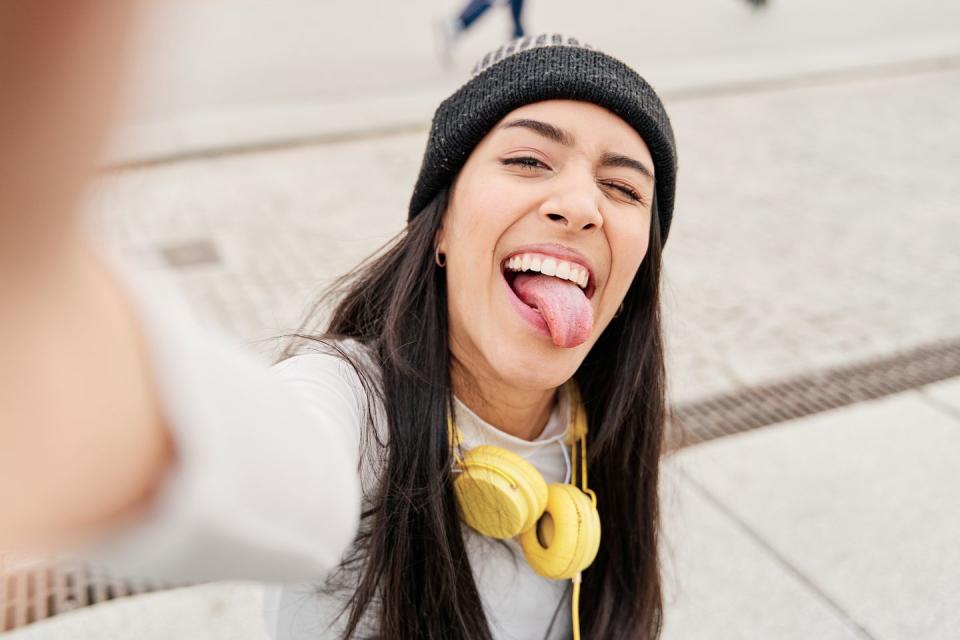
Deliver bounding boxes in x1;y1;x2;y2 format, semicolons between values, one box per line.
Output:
78;245;363;585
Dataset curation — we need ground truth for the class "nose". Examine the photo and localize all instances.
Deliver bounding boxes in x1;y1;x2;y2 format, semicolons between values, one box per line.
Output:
538;170;604;232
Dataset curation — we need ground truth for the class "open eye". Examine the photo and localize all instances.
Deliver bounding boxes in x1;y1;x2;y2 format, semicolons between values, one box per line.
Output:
501;156;550;171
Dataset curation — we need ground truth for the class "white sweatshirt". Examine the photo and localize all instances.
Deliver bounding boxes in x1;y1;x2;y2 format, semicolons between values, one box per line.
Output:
86;247;572;640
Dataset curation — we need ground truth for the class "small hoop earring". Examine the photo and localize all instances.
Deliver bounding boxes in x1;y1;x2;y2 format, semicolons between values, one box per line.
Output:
435;246;446;268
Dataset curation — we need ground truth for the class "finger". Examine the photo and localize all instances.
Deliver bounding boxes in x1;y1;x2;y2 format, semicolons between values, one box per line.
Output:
0;1;140;269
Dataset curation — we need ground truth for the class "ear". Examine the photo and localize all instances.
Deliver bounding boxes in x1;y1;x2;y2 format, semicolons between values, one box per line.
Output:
432;185;453;254
434;222;447;255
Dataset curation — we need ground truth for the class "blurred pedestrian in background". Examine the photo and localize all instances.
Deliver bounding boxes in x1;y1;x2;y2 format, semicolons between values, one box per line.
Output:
436;0;527;65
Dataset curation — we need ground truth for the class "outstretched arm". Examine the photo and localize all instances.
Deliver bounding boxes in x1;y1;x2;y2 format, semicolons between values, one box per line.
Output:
0;1;361;583
0;0;175;554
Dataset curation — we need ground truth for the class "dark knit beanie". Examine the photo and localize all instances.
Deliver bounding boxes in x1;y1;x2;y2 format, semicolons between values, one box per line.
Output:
408;34;678;244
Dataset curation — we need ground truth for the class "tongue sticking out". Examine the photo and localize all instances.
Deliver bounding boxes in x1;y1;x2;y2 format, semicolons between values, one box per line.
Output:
511;273;594;348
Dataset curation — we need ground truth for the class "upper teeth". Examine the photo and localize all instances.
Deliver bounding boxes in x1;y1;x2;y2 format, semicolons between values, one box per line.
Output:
504;253;590;289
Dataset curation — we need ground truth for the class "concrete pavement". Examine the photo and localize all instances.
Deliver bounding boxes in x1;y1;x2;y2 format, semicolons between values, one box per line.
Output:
89;66;960;406
5;1;960;638
11;384;960;639
661;378;960;639
108;0;960;165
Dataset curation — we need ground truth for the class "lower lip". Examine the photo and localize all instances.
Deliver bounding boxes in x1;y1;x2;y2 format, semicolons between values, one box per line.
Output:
502;274;552;340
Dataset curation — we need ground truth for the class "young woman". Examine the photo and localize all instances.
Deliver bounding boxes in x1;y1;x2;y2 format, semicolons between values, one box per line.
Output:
0;8;677;639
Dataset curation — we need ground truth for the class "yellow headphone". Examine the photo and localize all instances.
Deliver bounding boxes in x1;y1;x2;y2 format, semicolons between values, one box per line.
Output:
449;381;600;640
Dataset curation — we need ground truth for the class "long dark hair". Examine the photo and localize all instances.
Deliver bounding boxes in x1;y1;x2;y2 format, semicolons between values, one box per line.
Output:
278;188;667;639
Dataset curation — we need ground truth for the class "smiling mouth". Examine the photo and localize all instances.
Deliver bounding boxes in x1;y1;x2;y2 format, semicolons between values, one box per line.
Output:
500;252;596;300
499;251;597;349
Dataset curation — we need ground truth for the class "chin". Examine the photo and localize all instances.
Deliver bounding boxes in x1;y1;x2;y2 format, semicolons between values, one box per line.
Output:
484;338;587;391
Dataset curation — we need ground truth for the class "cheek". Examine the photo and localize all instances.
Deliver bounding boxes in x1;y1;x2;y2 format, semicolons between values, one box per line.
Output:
444;176;530;341
604;216;651;301
446;174;526;260
443;193;504;307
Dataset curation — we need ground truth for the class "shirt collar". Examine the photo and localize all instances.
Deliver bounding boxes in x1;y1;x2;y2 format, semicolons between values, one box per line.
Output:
451;386;571;453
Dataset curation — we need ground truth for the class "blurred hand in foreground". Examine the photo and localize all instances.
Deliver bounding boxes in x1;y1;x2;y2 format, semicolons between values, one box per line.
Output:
0;1;173;551
0;1;136;278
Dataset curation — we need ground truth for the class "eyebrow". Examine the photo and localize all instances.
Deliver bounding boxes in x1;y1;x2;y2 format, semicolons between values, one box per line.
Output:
499;118;655;183
499;118;574;146
599;152;655;183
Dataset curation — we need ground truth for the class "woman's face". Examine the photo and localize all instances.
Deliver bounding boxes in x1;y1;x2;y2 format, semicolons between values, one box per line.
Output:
438;99;655;391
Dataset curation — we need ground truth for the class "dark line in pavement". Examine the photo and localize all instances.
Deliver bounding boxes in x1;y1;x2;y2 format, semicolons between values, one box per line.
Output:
102;121;429;173
102;55;960;173
674;467;879;640
661;52;960;102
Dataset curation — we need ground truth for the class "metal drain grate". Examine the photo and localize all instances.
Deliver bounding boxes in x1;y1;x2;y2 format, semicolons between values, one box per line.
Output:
0;554;170;632
668;337;960;449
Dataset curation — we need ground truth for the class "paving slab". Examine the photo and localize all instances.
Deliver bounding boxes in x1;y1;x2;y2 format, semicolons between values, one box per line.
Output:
125;0;960;123
3;582;266;640
110;0;960;164
661;68;960;403
671;391;960;640
660;462;867;640
920;378;960;418
87;69;960;406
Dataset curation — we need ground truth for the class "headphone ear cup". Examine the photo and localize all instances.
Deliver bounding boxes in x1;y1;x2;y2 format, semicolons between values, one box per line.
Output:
519;484;602;581
454;446;549;539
